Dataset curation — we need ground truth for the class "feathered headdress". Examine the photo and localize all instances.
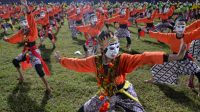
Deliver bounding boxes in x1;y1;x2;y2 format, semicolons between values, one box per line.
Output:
97;31;119;50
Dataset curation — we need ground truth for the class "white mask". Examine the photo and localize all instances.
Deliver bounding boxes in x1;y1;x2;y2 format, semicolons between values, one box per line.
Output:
40;12;45;18
120;9;126;16
77;8;81;14
99;7;103;12
159;8;162;13
147;12;151;18
105;42;120;59
91;16;98;25
47;8;52;12
20;20;28;28
164;7;169;13
175;24;186;34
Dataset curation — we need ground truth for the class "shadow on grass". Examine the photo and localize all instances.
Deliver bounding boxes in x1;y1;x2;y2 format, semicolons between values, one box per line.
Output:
17;42;24;48
7;82;51;112
73;38;85;45
0;32;10;40
84;76;96;82
139;98;153;112
129;29;137;35
40;91;52;111
142;40;169;49
156;84;200;111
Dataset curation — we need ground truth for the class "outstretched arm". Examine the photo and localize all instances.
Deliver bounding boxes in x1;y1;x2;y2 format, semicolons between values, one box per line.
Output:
76;25;90;33
21;0;30;13
185;19;200;32
3;31;23;44
120;43;186;73
148;31;175;45
54;51;97;73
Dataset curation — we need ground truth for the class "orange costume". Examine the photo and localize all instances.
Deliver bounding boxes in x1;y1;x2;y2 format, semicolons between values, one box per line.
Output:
149;28;200;53
106;8;130;25
60;52;165;86
136;10;159;38
36;12;50;26
5;13;37;43
130;5;146;17
4;12;50;76
135;10;158;24
76;15;104;38
185;19;200;32
67;10;83;21
156;6;175;21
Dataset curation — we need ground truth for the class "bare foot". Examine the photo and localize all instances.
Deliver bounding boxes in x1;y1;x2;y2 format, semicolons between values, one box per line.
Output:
17;77;24;83
127;46;131;52
45;87;52;94
187;81;195;90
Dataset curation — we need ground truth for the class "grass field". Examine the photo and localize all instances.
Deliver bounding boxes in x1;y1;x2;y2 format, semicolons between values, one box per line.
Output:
0;20;200;112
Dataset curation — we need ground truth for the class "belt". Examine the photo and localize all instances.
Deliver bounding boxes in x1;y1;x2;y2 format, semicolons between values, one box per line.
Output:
97;81;141;105
117;81;141;105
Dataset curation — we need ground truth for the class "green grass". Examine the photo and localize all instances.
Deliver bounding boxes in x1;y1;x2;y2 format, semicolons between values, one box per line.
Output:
0;21;200;112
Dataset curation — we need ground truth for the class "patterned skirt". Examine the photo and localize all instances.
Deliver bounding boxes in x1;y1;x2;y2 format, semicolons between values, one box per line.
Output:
189;39;200;64
151;58;200;84
114;28;131;38
83;83;145;112
15;49;41;66
155;22;173;32
70;21;82;38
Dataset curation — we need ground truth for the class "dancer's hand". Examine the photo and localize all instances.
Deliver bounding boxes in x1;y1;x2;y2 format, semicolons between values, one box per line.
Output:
21;0;28;6
3;36;7;41
168;44;187;61
21;0;30;13
178;43;187;60
54;51;61;62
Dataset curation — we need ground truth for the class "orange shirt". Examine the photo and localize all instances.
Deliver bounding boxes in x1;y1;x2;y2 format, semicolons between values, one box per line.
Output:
36;13;49;26
136;10;158;24
0;12;11;19
68;9;83;21
112;8;120;17
60;52;165;85
130;6;146;16
106;8;130;25
82;5;93;14
149;28;200;53
157;6;175;21
76;15;104;37
96;10;108;19
185;19;200;32
5;13;38;44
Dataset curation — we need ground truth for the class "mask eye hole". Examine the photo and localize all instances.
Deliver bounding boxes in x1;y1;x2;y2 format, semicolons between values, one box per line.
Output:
117;46;119;48
109;47;114;50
